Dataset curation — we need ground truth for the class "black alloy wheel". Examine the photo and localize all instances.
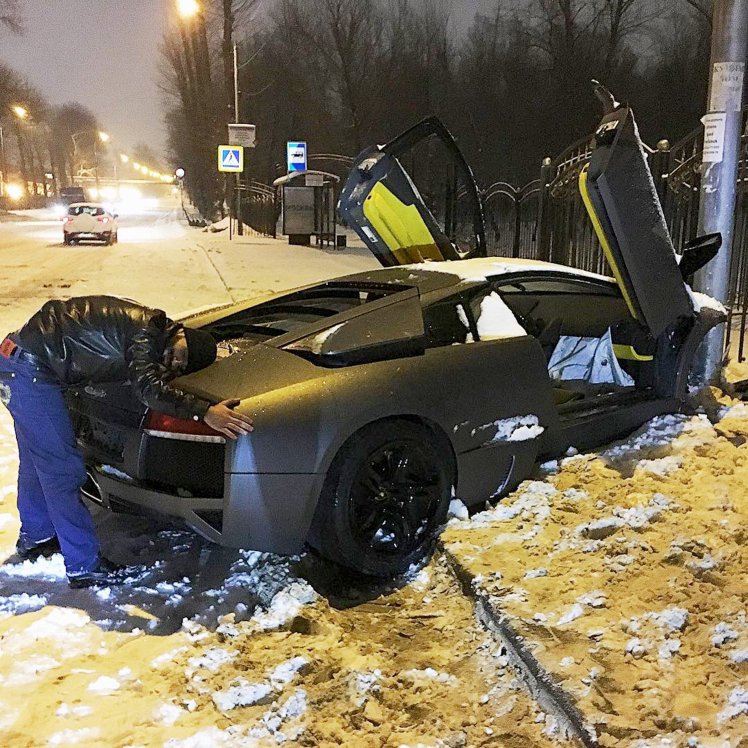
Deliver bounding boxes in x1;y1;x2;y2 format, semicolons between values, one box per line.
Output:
311;420;453;576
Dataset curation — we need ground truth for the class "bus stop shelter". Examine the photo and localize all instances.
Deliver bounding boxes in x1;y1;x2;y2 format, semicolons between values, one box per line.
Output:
273;170;339;247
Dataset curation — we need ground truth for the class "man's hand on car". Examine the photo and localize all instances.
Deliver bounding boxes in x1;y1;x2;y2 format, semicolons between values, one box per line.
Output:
204;399;254;439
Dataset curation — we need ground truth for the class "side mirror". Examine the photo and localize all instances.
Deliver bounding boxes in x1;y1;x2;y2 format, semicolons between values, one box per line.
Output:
113;213;119;219
679;233;722;281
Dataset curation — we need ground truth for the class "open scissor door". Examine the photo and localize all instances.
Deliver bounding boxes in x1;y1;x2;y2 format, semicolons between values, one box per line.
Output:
338;117;486;267
579;106;694;336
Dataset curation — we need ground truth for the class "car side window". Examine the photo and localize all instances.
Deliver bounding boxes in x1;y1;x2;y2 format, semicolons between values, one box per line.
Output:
422;298;473;347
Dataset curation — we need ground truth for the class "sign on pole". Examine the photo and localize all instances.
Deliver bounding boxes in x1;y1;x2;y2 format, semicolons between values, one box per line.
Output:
218;145;244;173
286;141;307;173
228;124;256;148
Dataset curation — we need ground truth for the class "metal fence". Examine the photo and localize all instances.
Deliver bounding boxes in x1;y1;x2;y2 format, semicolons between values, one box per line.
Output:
239;180;278;237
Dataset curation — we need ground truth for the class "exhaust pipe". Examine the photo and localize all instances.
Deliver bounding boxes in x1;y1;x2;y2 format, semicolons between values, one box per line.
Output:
81;470;104;505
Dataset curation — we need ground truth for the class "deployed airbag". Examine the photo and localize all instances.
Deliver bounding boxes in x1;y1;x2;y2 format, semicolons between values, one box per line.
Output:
548;329;634;387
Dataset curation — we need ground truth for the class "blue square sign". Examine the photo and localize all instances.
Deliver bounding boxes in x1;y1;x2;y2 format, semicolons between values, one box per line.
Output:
287;141;307;173
218;145;244;172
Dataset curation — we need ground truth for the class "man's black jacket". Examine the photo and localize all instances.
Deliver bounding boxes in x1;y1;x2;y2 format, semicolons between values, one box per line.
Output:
13;296;211;420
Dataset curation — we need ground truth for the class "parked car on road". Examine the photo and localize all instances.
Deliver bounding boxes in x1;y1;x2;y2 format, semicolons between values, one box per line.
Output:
66;101;724;576
63;203;118;245
59;186;86;205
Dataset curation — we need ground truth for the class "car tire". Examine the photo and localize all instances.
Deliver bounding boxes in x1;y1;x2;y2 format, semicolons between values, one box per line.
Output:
310;420;453;577
63;235;70;246
103;232;112;245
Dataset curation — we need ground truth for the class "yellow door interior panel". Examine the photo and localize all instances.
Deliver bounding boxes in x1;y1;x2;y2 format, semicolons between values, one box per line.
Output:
578;164;639;321
363;182;446;263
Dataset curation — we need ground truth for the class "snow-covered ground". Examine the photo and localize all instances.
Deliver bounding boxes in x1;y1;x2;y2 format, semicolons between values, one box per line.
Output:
2;205;748;746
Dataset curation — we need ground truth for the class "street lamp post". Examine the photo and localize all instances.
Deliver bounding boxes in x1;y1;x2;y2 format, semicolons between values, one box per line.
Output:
0;125;6;199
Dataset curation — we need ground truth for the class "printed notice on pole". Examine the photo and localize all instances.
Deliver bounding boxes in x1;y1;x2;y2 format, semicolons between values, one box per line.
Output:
702;112;727;163
709;62;745;112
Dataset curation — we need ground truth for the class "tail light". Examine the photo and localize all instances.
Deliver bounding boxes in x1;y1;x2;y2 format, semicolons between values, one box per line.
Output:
97;216;110;224
144;411;224;443
64;216;74;223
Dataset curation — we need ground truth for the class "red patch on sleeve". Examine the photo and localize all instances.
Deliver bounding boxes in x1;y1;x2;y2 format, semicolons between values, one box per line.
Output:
0;338;17;359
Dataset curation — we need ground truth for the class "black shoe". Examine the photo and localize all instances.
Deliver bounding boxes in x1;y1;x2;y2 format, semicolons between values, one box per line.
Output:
16;535;61;561
67;558;127;589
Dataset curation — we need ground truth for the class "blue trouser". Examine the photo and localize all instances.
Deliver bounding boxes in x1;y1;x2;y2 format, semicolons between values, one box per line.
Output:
0;352;100;574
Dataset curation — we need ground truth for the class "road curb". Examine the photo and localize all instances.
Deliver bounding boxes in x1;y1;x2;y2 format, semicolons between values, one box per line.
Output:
440;544;599;748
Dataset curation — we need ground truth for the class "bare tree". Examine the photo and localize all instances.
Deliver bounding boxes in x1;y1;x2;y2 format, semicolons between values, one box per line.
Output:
0;0;23;34
682;0;712;24
160;8;223;219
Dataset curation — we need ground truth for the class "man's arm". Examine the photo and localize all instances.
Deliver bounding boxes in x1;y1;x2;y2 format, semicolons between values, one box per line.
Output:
126;317;211;422
126;315;254;439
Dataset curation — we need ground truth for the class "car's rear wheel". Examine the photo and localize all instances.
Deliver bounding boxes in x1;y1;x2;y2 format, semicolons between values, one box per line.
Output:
63;234;70;246
311;420;453;576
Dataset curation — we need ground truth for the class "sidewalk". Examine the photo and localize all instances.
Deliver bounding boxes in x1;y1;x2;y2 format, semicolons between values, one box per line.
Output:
441;389;748;747
193;230;377;304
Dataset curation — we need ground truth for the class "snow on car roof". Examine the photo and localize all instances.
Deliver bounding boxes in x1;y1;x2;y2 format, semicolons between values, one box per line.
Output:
402;256;614;283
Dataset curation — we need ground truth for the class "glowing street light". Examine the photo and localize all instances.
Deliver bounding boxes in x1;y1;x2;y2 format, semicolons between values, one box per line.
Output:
176;0;199;19
120;153;129;163
98;131;110;143
6;183;23;201
11;105;28;120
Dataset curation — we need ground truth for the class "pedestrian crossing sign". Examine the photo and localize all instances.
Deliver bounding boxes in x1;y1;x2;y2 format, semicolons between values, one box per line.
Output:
218;145;244;172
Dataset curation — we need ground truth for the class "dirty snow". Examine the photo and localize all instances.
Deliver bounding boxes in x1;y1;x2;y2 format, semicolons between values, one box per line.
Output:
442;390;748;745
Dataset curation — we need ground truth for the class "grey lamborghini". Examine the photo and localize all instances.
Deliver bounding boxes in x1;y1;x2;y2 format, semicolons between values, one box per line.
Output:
67;99;724;576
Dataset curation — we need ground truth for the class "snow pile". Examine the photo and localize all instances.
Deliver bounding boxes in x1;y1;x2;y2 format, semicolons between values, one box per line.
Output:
402;667;458;687
87;675;121;695
212;679;273;711
719;688;748;722
447;498;469;520
634;455;682;476
48;727;100;745
0;552;67;580
0;593;47;616
251;581;318;631
475;292;527;339
464;481;555;528
186;647;237;674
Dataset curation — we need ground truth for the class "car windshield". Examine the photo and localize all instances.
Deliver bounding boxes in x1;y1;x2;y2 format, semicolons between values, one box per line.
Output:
68;205;105;216
207;282;406;343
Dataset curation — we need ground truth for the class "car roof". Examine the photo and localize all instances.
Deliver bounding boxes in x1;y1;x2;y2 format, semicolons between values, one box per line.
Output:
339;257;614;293
68;202;108;208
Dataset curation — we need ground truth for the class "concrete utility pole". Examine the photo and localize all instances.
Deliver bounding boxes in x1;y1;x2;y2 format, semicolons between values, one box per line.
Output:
234;42;244;238
695;0;748;383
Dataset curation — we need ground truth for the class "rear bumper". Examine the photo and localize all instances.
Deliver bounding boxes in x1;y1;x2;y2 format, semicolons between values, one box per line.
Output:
88;467;324;555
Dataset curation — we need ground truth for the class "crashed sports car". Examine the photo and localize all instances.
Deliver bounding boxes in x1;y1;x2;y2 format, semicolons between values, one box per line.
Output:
68;101;725;576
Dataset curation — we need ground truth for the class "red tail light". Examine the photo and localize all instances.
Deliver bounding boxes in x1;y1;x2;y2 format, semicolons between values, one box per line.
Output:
144;411;224;442
97;216;110;223
64;216;74;223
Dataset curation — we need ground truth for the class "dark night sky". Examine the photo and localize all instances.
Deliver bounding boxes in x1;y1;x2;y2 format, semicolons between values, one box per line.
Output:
1;0;484;152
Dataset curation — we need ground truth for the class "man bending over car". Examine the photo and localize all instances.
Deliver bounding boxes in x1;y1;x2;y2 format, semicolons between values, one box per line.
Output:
0;296;253;588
